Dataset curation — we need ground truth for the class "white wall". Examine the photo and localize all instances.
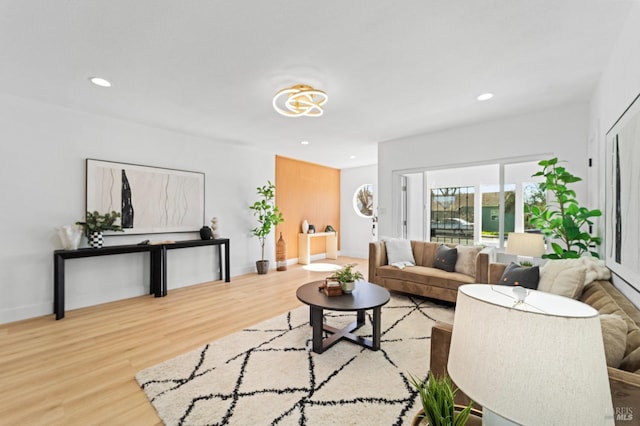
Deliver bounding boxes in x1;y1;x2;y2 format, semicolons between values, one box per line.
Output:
0;94;277;324
590;2;640;306
340;165;377;259
377;103;590;240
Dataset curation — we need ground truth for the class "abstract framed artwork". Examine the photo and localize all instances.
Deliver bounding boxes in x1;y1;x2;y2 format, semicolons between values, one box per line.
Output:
86;159;205;234
605;92;640;291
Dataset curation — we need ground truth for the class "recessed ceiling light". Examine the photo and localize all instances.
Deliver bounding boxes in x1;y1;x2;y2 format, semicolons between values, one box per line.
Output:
89;77;112;88
301;140;309;145
477;93;494;101
349;155;356;160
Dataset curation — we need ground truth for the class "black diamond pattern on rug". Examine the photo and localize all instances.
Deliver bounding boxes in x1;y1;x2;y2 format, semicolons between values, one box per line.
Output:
136;294;454;425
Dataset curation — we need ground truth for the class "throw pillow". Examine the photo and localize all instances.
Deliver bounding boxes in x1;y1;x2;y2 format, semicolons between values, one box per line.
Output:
434;244;457;272
384;239;415;266
454;245;483;277
538;259;587;299
498;262;540;289
600;314;628;368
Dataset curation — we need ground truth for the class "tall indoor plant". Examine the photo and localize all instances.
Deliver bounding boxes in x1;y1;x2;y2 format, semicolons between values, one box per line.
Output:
527;157;602;259
249;181;284;274
75;210;123;248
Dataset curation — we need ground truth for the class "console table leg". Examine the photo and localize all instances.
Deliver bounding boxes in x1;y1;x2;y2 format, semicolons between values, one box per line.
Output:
224;241;230;282
54;254;65;320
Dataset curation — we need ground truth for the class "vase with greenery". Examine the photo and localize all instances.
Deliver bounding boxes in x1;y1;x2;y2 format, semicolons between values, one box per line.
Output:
75;210;123;248
526;157;602;259
409;372;476;426
328;263;364;293
249;181;284;274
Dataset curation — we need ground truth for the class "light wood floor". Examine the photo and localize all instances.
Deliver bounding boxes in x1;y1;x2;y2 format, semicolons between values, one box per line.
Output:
0;257;366;425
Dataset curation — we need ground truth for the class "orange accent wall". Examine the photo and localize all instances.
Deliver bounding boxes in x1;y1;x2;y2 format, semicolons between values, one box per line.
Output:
275;156;340;260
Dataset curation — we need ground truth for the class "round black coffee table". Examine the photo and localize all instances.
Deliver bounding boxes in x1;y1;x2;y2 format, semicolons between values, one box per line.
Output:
296;280;391;354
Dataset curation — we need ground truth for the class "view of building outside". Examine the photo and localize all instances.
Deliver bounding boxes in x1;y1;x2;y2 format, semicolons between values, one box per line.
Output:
429;182;546;245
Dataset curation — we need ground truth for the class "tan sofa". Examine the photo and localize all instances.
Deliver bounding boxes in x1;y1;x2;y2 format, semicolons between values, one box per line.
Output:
430;262;640;424
368;241;490;303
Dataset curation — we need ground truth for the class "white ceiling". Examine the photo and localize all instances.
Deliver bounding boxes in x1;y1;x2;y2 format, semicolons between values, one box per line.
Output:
0;1;634;169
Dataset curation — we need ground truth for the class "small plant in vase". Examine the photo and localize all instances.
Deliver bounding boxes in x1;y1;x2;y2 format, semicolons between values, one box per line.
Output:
76;210;123;248
328;263;364;293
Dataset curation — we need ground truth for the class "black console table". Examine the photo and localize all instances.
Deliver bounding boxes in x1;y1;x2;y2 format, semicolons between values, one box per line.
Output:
53;238;230;320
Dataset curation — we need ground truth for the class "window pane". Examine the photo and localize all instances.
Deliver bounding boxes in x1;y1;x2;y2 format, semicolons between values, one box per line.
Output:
430;186;475;245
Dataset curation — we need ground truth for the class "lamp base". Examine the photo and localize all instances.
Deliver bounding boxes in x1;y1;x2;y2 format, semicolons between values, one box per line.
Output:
483;409;520;426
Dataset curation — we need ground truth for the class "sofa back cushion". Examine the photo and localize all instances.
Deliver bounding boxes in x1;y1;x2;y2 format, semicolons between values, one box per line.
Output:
410;241;444;267
581;281;640;373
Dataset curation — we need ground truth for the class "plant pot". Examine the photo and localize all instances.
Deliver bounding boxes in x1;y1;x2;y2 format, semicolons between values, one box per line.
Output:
341;281;355;293
411;407;483;426
89;231;104;249
256;260;270;275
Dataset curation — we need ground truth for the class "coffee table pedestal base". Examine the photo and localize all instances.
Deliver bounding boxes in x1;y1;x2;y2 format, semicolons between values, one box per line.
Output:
309;306;382;354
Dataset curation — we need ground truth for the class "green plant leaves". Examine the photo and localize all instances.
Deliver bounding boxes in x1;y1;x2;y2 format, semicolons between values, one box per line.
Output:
529;158;601;259
250;181;284;261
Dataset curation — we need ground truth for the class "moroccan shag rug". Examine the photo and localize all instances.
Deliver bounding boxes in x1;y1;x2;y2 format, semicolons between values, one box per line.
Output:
136;294;454;425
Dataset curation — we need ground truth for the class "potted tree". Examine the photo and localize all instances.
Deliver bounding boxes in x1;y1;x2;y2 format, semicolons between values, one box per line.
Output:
328;263;364;293
75;210;123;248
249;181;284;274
527;157;602;259
409;372;480;426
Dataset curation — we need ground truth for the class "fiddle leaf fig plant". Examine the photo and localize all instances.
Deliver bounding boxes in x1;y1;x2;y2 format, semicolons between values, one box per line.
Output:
249;181;284;262
526;157;602;259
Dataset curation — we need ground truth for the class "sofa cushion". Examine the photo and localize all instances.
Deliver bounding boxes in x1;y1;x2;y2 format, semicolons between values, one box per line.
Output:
455;245;483;277
377;265;475;288
384;239;415;267
498;262;540;289
600;314;628;368
538;259;587;299
581;281;640;373
434;244;457;272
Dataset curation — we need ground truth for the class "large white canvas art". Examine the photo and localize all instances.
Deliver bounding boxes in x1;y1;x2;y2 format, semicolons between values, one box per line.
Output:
86;159;205;234
605;93;640;291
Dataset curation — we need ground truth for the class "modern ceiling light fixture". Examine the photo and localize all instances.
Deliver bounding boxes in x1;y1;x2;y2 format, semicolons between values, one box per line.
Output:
89;77;112;88
273;84;328;117
477;92;494;101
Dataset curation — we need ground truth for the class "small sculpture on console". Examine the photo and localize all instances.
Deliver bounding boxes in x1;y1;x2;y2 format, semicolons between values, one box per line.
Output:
210;216;220;239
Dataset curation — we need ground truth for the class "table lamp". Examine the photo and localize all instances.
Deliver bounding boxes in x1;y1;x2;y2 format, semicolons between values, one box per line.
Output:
448;284;614;425
505;232;545;264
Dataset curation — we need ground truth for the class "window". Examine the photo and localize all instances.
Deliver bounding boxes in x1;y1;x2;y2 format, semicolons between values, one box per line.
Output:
430;186;474;244
353;184;374;218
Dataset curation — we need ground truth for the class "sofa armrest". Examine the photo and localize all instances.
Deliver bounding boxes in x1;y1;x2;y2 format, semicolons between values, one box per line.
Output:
430;322;477;408
430;322;454;377
488;262;508;284
609;367;640;419
368;242;387;283
474;251;489;283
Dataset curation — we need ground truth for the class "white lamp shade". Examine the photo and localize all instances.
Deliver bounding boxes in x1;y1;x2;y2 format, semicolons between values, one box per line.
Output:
448;284;613;425
505;232;545;257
